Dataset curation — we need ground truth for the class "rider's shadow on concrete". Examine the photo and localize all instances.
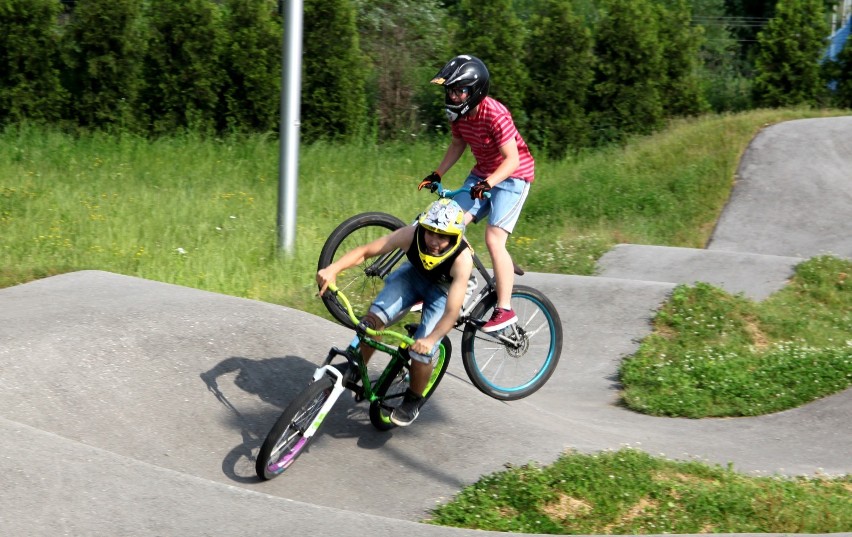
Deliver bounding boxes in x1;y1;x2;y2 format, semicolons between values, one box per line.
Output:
200;355;319;483
198;354;435;483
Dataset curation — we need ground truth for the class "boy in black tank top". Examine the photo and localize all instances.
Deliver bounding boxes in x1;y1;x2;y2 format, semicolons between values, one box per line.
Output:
317;199;473;426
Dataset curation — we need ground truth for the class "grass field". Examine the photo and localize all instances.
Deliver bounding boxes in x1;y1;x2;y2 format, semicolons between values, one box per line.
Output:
1;107;843;313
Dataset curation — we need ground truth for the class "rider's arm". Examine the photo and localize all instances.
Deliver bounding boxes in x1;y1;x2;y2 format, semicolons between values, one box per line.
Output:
435;135;467;177
482;137;520;188
316;226;415;296
411;248;474;355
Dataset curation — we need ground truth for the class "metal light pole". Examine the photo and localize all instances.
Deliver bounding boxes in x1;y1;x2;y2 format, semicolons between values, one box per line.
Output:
277;0;303;254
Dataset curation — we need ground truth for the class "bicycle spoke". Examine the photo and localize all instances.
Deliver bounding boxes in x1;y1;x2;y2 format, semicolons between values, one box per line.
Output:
317;213;406;327
520;319;549;339
461;285;562;400
256;378;334;480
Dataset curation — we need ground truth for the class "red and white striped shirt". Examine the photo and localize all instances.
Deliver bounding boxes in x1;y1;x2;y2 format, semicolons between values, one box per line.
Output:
451;96;534;183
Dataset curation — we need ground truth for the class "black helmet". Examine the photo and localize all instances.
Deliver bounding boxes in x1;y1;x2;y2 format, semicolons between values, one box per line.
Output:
430;55;490;122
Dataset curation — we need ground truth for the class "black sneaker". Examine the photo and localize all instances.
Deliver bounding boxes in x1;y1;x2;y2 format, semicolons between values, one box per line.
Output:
390;390;423;427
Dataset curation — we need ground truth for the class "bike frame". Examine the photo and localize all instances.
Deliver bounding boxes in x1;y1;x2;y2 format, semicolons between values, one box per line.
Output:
288;284;422;445
318;334;409;403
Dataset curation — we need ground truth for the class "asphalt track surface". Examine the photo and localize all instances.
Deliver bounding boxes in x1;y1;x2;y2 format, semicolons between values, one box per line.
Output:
1;117;850;536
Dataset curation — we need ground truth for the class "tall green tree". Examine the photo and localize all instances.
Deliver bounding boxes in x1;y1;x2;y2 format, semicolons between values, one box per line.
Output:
690;0;752;111
524;0;594;158
140;0;226;135
301;0;367;142
752;0;829;107
221;0;281;133
0;0;65;125
656;0;709;116
453;0;529;128
355;0;448;141
60;0;145;131
590;0;666;144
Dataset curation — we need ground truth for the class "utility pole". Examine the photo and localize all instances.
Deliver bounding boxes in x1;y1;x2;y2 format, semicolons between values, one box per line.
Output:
277;0;303;254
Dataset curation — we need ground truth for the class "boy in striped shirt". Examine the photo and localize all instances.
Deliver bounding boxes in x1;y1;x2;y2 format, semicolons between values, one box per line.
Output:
419;55;534;333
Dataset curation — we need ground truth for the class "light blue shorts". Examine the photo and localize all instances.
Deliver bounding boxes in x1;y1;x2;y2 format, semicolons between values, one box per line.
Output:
368;262;448;364
454;174;530;233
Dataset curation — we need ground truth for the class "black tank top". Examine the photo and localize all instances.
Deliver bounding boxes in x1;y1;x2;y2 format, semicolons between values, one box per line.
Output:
405;226;471;285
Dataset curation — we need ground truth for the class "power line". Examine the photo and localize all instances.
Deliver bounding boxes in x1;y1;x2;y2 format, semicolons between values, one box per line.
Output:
692;16;771;28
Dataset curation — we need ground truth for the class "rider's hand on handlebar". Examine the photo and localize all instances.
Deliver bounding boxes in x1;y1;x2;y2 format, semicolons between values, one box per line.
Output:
411;337;437;356
470;179;492;200
316;268;335;296
418;171;441;192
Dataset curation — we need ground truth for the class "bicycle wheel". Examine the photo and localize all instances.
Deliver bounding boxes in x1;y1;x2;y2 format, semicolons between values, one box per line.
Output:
461;285;562;401
368;336;452;431
256;376;334;480
318;212;407;327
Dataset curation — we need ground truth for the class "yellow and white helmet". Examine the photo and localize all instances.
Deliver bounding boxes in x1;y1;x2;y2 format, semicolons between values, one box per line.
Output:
416;198;466;270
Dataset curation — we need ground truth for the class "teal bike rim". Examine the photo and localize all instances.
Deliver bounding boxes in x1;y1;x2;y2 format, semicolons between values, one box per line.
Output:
474;294;557;394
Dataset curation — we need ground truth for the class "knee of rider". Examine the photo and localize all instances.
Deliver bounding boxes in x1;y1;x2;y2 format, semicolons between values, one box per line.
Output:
361;311;384;331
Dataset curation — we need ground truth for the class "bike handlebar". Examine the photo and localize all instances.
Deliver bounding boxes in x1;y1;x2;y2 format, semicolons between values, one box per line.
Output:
326;283;415;346
434;184;491;200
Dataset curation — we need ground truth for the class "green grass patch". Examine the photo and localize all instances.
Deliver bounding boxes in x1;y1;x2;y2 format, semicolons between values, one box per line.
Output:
621;256;852;417
2;107;845;319
428;448;852;534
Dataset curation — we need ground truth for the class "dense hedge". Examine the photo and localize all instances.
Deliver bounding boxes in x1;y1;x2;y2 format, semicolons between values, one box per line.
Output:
0;0;845;153
0;0;65;125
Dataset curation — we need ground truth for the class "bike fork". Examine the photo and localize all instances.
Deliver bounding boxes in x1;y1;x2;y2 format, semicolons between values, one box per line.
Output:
293;365;348;441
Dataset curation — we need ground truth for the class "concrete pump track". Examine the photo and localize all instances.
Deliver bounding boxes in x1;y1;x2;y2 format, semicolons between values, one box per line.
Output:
1;117;850;536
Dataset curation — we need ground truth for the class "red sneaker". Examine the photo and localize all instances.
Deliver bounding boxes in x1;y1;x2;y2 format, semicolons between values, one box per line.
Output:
482;307;518;333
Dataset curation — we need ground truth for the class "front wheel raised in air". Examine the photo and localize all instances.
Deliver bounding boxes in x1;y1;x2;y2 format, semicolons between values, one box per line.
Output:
368;336;452;431
318;212;407;327
256;376;334;480
461;285;562;401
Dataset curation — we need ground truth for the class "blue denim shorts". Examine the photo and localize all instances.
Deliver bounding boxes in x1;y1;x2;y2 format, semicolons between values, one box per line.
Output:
454;174;530;233
369;262;448;364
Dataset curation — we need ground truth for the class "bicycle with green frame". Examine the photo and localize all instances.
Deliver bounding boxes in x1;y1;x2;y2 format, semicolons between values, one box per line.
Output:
256;283;452;480
316;185;563;402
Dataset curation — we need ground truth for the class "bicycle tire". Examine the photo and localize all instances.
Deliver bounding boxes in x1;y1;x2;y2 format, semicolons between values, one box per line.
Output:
461;285;562;401
255;376;334;480
318;212;407;327
368;336;452;431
